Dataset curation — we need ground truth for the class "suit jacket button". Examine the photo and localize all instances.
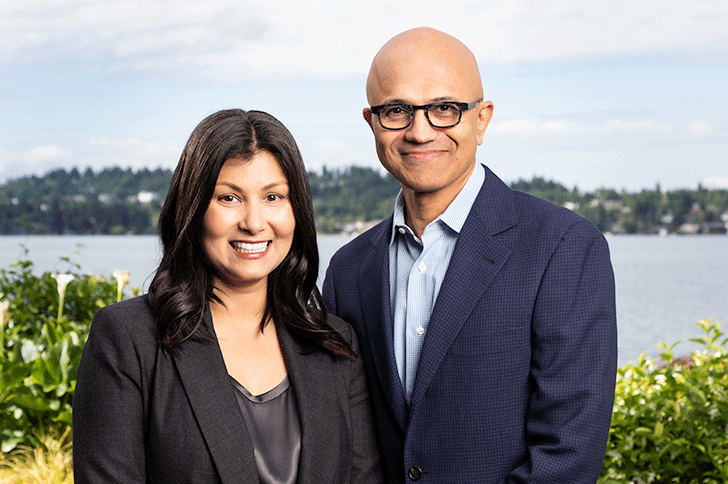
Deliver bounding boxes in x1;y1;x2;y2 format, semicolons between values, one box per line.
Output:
408;466;423;480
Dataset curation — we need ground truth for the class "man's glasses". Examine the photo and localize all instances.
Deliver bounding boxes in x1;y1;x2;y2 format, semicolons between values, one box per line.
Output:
369;100;481;130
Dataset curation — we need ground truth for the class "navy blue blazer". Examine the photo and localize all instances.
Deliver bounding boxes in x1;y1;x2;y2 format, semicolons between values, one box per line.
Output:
72;295;382;484
323;166;617;483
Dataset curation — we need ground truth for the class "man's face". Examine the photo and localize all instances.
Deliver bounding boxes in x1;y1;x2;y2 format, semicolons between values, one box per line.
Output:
364;49;493;204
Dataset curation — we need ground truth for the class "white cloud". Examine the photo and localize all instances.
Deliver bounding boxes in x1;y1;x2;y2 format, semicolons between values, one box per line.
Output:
468;0;728;63
302;139;373;173
27;145;72;163
490;119;574;137
88;138;180;169
0;145;73;183
599;119;674;134
313;140;353;159
687;121;713;138
0;138;180;184
702;176;728;190
1;0;726;78
1;144;72;168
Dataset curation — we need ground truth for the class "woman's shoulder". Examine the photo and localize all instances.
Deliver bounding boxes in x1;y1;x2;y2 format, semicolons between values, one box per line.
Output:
95;294;154;319
325;313;363;355
91;294;157;341
326;313;354;341
83;295;163;387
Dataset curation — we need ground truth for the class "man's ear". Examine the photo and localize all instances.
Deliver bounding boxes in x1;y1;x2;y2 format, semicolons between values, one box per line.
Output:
363;108;375;132
476;101;494;145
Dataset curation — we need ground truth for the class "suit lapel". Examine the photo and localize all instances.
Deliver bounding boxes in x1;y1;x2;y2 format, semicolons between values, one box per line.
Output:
277;323;338;484
358;220;409;429
409;168;517;411
174;323;259;484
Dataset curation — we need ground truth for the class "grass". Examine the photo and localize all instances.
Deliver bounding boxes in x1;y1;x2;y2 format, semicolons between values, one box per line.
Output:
0;429;73;484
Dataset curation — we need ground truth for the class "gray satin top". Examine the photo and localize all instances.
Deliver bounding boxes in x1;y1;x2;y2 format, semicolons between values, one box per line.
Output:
231;376;301;484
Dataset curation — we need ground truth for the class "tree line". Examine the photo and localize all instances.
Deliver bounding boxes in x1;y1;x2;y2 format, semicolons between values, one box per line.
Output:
1;166;727;235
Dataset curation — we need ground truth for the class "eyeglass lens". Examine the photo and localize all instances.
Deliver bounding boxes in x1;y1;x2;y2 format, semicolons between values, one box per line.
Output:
379;103;462;129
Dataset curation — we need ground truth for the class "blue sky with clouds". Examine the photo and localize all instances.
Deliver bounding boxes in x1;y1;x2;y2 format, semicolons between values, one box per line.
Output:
1;0;726;191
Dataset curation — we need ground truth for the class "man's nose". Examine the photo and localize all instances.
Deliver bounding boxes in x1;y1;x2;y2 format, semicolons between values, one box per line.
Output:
403;109;438;143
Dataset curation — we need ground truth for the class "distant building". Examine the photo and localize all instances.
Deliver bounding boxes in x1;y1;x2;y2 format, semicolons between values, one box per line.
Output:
136;191;159;204
678;223;701;235
703;221;727;235
341;220;379;236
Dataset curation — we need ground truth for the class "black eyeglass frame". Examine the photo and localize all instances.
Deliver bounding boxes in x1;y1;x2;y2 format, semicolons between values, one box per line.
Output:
369;99;482;130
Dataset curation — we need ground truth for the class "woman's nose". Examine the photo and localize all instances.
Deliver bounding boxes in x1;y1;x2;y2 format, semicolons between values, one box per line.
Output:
238;203;265;234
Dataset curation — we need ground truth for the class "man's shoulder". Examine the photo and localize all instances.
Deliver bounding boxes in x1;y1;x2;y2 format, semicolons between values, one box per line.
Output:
512;189;582;220
509;188;605;241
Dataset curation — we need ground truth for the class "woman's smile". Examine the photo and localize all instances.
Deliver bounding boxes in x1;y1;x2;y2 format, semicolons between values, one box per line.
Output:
230;240;272;258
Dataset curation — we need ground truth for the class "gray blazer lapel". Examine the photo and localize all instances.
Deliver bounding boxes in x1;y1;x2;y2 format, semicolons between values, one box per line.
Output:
277;323;338;484
358;221;408;429
410;169;516;410
174;327;259;484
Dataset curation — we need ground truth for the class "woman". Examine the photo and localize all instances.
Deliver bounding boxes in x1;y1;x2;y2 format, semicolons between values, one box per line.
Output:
72;109;382;484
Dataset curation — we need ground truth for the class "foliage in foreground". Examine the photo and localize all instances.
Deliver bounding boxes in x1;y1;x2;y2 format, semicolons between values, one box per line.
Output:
0;252;135;452
599;319;728;483
0;428;72;484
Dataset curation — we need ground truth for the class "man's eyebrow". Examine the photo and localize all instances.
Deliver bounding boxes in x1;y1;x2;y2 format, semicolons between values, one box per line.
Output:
429;96;458;103
378;98;408;105
379;96;458;105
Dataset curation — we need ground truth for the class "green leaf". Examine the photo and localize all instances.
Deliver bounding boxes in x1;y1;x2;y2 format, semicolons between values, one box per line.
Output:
7;393;52;412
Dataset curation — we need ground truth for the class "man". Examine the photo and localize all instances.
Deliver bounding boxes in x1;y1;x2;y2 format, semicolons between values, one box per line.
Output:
323;27;617;483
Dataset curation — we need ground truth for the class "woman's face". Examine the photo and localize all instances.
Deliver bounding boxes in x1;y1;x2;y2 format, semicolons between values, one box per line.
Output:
202;151;296;291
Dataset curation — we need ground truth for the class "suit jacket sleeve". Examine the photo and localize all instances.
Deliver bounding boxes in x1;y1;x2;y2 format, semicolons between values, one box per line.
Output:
323;273;338;316
504;220;617;483
341;320;384;484
73;303;150;483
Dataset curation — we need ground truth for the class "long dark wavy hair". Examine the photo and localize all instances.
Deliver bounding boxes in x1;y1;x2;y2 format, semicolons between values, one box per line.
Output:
149;108;354;358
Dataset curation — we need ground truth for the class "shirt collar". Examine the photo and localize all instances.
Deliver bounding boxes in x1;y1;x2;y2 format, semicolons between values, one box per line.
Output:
390;162;485;244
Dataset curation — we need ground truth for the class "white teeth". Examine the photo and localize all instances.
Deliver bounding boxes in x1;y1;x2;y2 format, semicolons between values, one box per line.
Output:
231;241;268;253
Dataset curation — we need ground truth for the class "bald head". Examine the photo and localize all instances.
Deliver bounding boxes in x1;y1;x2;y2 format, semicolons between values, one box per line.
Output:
366;27;483;105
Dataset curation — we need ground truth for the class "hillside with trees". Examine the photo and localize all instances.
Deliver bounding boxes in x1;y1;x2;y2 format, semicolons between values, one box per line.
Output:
1;166;727;235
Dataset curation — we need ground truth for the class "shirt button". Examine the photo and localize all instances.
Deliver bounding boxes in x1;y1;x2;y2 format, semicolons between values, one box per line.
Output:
408;466;423;480
418;262;426;272
416;326;425;336
398;227;406;234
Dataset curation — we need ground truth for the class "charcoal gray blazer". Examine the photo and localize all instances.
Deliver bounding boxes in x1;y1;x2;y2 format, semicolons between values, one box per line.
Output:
72;295;382;484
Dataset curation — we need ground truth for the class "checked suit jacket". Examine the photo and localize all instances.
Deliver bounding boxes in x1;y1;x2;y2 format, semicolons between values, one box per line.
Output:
323;165;618;483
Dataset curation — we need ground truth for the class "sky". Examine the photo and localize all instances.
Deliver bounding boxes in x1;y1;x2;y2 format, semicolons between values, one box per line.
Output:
1;0;726;192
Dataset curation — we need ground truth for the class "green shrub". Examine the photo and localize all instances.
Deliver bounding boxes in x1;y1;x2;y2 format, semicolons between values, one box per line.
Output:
0;252;136;452
599;319;728;483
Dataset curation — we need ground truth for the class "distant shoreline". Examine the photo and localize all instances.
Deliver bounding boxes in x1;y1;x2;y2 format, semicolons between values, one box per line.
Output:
2;166;727;236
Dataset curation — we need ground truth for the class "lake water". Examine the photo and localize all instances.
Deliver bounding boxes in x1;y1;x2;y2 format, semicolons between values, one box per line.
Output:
1;234;727;366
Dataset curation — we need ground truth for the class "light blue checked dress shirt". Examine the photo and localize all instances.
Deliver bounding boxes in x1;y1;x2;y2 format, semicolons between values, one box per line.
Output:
389;163;485;402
